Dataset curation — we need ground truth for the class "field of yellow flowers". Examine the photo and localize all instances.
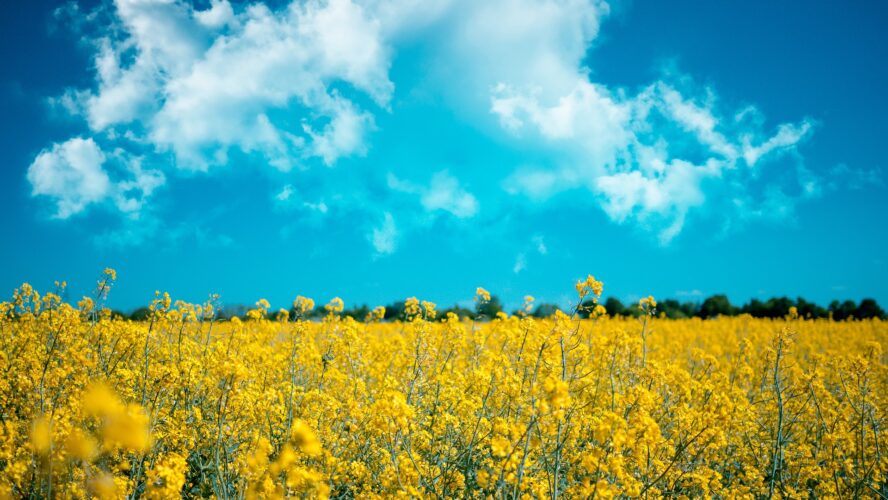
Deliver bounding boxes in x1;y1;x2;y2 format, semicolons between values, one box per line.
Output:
1;270;886;498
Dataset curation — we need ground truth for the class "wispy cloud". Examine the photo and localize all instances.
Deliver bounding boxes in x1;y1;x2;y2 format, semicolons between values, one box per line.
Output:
513;253;526;274
827;163;883;190
388;170;478;219
370;211;397;256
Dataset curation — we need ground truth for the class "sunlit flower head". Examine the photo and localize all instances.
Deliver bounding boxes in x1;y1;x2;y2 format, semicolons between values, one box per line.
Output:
325;297;344;314
475;287;491;303
575;275;604;301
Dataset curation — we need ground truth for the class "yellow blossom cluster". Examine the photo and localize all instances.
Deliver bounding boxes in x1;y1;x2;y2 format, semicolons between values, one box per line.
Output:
0;271;885;498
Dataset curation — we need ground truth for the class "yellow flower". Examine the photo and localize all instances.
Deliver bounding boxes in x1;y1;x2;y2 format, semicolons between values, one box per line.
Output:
422;300;437;319
290;419;322;457
82;383;124;417
325;297;344;314
365;305;386;322
1;270;885;498
639;295;657;313
30;416;52;454
293;295;315;315
518;295;536;315
144;453;187;499
576;275;604;300
64;428;97;461
82;383;152;453
103;404;152;453
91;472;121;500
490;436;511;458
404;296;421;319
102;268;117;281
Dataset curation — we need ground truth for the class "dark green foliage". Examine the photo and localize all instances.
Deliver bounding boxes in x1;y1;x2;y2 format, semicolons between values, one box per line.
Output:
794;297;827;319
603;297;627;316
440;304;474;319
475;295;503;319
829;300;857;321
698;294;737;319
658;299;698;319
532;303;562;318
855;299;886;319
382;301;405;320
130;307;152;321
343;304;370;320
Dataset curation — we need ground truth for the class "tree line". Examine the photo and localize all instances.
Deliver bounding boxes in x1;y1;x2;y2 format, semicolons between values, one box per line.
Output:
591;295;885;320
121;294;886;321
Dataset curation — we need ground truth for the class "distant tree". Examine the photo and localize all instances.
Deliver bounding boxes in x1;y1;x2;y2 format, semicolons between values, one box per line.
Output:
218;304;249;321
795;297;827;319
532;303;562;318
603;297;627;317
476;295;504;319
130;307;152;321
698;294;736;319
343;304;370;321
681;301;699;318
761;297;794;318
576;299;600;318
381;301;406;321
742;299;766;317
440;305;474;320
659;299;697;319
829;300;857;321
856;298;885;319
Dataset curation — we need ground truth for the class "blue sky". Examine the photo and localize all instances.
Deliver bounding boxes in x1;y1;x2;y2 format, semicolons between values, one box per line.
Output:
1;0;886;311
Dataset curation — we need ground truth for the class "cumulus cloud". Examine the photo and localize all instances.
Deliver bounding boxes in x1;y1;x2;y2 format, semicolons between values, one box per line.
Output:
27;137;164;219
27;137;110;218
51;0;392;173
32;0;831;247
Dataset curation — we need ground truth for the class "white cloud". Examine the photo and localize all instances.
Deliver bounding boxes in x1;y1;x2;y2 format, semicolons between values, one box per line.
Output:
27;137;110;218
27;137;164;218
513;253;526;274
742;122;813;167
494;75;816;243
112;157;166;214
370;211;397;255
533;234;547;255
60;0;393;172
274;183;329;214
389;170;478;219
276;184;295;202
421;171;479;218
593;158;719;243
36;0;828;246
194;0;235;28
827;163;883;190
